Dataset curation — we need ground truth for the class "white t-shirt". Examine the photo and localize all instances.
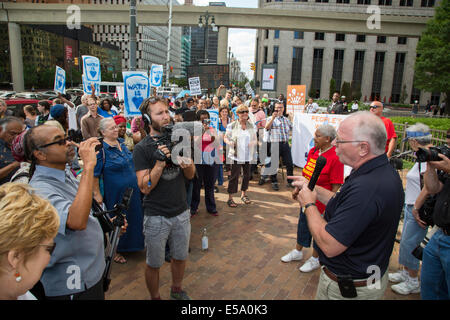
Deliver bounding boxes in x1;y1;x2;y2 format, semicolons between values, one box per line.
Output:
405;162;427;205
17;291;37;300
236;129;251;162
351;103;359;111
65;103;77;130
305;103;319;113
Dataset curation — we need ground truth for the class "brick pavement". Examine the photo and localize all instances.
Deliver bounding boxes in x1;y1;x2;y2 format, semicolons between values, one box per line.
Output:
105;167;420;300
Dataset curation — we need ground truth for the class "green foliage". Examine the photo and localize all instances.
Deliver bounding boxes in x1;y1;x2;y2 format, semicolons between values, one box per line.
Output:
308;86;316;99
24;63;38;89
414;0;450;113
329;78;336;100
340;81;351;101
170;77;187;88
351;81;362;101
399;84;408;104
389;116;450;131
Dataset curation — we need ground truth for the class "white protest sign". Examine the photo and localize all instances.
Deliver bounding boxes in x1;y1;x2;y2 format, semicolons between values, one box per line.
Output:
150;64;164;87
122;71;150;117
82;55;101;82
189;77;202;96
54;66;66;94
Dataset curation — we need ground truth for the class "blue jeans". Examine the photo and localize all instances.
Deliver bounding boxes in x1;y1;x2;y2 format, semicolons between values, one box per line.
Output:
399;204;428;271
215;164;223;186
297;208;312;248
421;229;450;300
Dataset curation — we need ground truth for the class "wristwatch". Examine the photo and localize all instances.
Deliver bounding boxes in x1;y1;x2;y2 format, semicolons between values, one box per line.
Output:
304;203;317;211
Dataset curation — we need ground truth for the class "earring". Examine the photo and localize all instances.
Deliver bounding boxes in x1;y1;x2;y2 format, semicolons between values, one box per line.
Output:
15;271;22;283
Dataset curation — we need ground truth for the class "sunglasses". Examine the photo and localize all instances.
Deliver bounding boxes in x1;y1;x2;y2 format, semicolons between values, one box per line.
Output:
39;243;56;255
370;106;379;109
37;136;69;149
238;111;249;114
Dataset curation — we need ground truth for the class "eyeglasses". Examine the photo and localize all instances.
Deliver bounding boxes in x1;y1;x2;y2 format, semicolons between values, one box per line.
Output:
37;136;69;149
39;243;56;255
238;111;249;114
369;106;379;109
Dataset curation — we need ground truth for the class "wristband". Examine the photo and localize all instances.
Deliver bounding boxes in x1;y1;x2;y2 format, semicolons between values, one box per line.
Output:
304;203;317;211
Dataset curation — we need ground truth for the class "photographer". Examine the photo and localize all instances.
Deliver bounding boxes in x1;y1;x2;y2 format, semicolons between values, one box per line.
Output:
133;96;195;300
420;129;450;300
24;124;107;299
389;123;433;295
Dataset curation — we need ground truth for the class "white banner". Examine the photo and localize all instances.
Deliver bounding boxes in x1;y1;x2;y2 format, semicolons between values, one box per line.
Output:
189;77;202;96
245;82;254;97
292;113;348;168
54;66;66;94
122;71;150;117
150;64;164;87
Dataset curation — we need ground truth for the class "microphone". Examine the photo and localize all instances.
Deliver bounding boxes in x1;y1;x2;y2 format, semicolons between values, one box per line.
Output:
308;156;327;191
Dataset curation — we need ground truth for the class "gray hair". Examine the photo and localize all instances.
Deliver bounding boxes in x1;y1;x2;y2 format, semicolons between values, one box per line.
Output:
346;111;387;156
406;122;431;145
98;117;115;137
0;116;23;131
81;94;90;104
316;124;337;141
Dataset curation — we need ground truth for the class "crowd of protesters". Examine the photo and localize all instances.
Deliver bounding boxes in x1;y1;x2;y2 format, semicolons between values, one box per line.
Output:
0;83;449;301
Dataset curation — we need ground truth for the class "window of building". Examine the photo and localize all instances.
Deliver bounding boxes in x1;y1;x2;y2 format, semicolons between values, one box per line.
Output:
336;33;345;41
264;46;268;64
357;0;371;4
431;92;440;105
356;34;366;42
378;0;392;5
352;50;365;90
294;31;304;39
398;37;407;45
273;46;279;64
315;32;325;40
265;29;269;39
391;53;406;103
377;36;386;43
294;0;308;2
421;0;435;7
336;0;350;3
311;49;324;97
274;30;280;39
371;52;385;101
315;0;329;2
291;47;303;85
400;0;413;6
332;49;345;90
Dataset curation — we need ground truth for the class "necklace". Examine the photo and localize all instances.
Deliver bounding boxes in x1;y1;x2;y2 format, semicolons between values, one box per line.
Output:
319;145;333;155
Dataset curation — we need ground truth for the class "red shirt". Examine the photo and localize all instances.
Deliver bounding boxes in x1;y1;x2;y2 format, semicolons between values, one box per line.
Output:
381;116;397;153
302;146;344;214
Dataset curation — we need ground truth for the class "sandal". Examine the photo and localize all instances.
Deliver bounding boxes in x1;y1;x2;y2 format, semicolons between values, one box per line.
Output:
227;199;237;208
114;254;127;264
241;195;251;204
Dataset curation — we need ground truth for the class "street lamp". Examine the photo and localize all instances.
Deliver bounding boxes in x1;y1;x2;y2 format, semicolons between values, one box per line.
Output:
198;11;218;64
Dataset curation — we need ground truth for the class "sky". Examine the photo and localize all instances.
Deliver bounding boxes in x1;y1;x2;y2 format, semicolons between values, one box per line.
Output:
179;0;258;80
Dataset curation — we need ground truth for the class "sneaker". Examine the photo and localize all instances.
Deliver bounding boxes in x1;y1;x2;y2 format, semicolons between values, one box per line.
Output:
258;177;266;185
299;257;320;273
170;289;191;300
281;249;303;262
391;279;420;295
272;182;279;191
388;270;408;283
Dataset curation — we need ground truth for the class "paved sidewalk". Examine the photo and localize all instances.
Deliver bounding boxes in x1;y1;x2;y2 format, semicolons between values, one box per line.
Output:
106;168;420;300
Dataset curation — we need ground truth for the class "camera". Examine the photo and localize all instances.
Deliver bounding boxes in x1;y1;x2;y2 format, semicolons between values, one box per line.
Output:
68;129;83;144
416;145;450;162
418;195;436;226
412;226;439;261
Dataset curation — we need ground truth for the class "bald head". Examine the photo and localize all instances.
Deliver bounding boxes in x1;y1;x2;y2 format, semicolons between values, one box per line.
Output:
369;101;383;117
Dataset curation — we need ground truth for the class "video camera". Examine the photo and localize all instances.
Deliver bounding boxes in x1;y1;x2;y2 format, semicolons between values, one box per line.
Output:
416;145;450;162
68;129;83;144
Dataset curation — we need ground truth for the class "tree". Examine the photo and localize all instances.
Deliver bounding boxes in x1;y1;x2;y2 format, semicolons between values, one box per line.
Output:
414;0;450;114
340;81;351;100
308;86;316;99
399;84;408;104
23;63;38;90
329;78;336;99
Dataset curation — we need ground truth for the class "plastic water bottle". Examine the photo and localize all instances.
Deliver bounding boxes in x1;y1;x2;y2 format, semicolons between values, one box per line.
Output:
201;228;208;251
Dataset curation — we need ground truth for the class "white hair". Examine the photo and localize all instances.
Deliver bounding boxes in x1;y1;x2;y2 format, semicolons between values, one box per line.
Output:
316;124;337;141
346;111;387;156
98;117;115;137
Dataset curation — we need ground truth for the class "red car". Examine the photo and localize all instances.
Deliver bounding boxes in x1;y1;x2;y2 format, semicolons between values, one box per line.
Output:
4;98;40;116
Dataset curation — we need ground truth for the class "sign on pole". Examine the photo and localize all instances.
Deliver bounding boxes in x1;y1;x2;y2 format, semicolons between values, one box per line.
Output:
245;82;255;97
122;71;150;117
189;76;202;96
82;55;101;95
286;85;306;113
261;64;277;91
54;66;66;94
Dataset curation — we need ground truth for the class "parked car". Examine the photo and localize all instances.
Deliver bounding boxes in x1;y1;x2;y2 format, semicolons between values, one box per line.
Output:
4;98;40;117
66;88;84;96
39;90;59;100
0;91;16;99
14;92;45;100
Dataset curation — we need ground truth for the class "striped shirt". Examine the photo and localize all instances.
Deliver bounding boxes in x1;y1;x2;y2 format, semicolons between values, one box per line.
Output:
266;116;292;143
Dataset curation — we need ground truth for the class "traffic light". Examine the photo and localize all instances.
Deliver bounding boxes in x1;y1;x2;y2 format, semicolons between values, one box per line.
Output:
74;57;79;66
250;62;255;71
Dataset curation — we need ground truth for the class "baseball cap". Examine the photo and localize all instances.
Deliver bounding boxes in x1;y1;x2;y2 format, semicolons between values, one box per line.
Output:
402;131;430;142
50;104;66;118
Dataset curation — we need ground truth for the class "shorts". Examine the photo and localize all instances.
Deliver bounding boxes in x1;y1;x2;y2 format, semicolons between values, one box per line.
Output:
143;209;191;268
